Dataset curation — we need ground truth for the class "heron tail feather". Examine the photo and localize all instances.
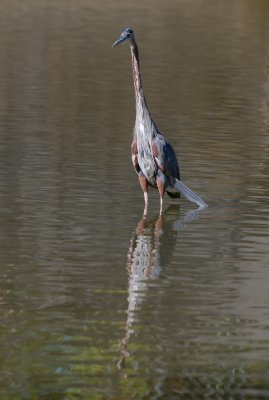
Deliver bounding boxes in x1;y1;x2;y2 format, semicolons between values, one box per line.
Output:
170;177;207;208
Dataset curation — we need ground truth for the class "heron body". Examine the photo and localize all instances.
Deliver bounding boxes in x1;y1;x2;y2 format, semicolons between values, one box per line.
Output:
113;28;207;215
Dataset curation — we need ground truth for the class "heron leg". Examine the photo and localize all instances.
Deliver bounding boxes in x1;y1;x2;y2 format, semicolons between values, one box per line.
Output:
143;192;149;217
157;176;165;215
138;173;148;217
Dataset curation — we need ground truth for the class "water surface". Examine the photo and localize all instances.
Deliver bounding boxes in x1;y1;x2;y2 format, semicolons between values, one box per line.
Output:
0;0;269;398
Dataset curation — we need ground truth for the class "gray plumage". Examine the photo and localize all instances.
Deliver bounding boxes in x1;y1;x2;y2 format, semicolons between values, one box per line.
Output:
113;28;207;215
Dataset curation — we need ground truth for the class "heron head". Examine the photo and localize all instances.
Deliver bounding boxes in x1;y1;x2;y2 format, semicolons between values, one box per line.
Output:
112;28;134;47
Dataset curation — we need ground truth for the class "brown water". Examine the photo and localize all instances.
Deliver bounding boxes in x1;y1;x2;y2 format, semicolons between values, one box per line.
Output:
0;0;269;398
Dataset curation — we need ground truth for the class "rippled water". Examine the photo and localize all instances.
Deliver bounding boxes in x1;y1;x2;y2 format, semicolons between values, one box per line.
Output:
0;0;269;399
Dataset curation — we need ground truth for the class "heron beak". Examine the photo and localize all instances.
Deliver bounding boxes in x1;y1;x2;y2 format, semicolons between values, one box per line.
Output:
112;34;128;47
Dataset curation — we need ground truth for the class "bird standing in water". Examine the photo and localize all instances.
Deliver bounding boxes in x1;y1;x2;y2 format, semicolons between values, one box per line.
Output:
113;28;207;216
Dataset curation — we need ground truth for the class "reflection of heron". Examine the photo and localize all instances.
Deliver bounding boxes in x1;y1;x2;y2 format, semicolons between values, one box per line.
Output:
113;28;207;216
118;206;205;369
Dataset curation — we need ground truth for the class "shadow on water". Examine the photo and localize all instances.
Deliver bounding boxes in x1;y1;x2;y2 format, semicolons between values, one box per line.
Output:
118;205;206;369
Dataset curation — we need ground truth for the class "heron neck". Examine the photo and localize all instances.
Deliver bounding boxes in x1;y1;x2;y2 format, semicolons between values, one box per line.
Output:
130;41;150;119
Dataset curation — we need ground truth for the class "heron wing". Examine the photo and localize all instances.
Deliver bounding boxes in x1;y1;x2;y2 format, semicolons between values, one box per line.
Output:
151;135;207;207
151;134;180;179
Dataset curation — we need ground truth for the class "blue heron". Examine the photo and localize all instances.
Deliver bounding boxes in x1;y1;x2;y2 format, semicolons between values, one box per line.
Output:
113;28;207;216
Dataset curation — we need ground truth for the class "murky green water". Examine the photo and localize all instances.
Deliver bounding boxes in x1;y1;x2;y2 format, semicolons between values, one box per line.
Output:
0;0;269;398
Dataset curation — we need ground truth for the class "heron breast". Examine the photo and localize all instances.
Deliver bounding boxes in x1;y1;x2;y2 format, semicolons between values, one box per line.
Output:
137;144;156;184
